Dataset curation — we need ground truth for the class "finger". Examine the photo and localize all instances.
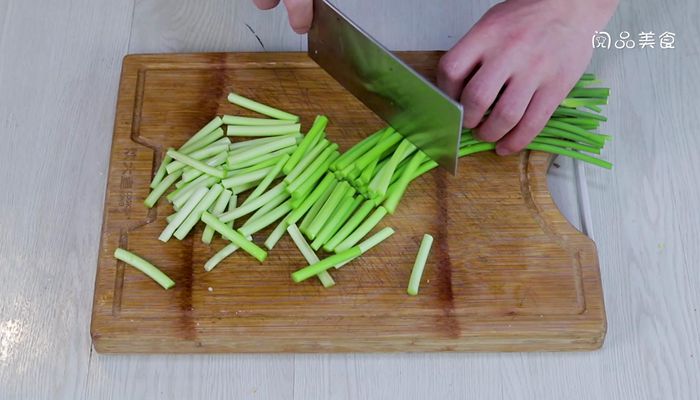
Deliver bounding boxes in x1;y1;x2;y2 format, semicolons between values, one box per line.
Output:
282;0;313;34
459;60;510;131
495;84;568;155
474;77;538;142
253;0;281;10
437;34;483;100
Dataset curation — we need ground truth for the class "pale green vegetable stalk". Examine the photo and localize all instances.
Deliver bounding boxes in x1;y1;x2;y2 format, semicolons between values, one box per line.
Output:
221;166;274;189
204;243;241;272
458;142;495;157
227;92;299;122
144;170;183;208
407;234;434;296
346;128;400;173
226;135;297;166
222;115;297;126
552;106;606;121
264;219;289;250
560;97;607;108
149;154;172;189
290;152;339;203
383;151;426;213
203;234;252;271
331;127;386;173
228;133;301;152
180;151;228;184
311;195;362;251
159;186;209;242
166;148;225;179
172;176;217;210
242;154;290;206
226;154;284;176
538;127;597;147
286;174;336;225
335;227;395;269
180;116;223;150
201;211;268;262
284;138;330;184
114;248;175;289
224;193;237;238
291;246;361;283
165;213;177;223
244;190;290;228
169;173;208;200
358;156;379;186
283;115;328;174
532;137;601;154
166;140;229;173
232;179;262;194
180;127;225;155
368;139;416;199
298;179;338;232
287;224;320;264
305;182;354;240
227;146;296;171
170;172;209;201
202;189;233;244
286;144;339;193
219;183;287;222
227;123;301;137
334;206;388;252
176;172;195;187
287;224;335;287
174;184;224;240
299;123;324;154
526;143;612;169
322;200;375;252
238;199;292;237
546;120;609;146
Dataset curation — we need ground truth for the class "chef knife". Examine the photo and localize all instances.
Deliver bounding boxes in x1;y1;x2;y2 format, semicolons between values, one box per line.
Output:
307;0;463;174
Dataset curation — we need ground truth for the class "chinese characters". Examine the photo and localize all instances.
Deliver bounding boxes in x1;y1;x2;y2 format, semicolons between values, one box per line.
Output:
592;31;676;50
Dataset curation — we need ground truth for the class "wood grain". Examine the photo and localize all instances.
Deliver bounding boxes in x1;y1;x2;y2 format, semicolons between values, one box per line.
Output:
90;52;605;353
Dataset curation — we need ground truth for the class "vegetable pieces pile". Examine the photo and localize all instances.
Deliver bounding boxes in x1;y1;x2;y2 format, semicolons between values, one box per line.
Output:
117;73;612;293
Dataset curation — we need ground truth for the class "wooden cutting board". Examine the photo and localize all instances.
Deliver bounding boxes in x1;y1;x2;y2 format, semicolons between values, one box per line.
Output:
91;52;606;353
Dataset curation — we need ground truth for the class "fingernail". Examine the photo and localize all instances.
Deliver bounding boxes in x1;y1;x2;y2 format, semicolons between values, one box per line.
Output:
495;144;511;156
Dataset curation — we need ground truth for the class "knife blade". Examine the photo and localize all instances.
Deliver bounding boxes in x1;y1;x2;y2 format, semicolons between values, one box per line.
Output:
307;0;463;174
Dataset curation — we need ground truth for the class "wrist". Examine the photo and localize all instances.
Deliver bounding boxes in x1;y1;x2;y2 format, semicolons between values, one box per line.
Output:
542;0;619;34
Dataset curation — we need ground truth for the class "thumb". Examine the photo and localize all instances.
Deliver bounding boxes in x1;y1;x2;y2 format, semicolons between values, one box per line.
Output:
282;0;313;34
252;0;281;10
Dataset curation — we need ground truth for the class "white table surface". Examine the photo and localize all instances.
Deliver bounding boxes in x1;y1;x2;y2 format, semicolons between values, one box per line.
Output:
1;0;698;399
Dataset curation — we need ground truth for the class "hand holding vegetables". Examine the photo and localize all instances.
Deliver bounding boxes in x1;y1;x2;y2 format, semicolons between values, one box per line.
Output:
437;0;619;155
252;0;619;156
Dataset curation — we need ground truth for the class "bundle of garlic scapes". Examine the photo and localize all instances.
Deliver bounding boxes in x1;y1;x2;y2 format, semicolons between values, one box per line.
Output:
115;73;612;293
